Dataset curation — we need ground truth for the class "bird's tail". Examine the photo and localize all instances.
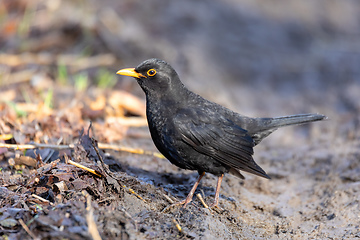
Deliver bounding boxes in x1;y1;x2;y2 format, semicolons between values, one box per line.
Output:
263;113;326;130
248;113;326;145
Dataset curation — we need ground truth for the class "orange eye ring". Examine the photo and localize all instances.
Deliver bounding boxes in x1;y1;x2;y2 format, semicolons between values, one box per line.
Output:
147;69;156;76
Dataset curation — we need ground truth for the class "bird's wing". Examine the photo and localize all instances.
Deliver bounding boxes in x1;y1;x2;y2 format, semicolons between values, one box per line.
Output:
174;109;269;179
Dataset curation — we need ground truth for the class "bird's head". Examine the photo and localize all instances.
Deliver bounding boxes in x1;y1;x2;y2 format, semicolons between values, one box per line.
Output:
116;58;183;96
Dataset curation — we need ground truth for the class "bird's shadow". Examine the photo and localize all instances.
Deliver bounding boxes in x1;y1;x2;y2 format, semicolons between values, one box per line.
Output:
104;155;220;201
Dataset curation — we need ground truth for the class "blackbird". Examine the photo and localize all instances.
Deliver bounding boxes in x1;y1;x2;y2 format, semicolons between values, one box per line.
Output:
116;58;326;208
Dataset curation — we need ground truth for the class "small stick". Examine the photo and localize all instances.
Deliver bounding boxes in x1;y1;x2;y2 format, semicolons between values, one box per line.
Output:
0;142;164;158
91;139;145;202
118;207;138;231
18;218;39;240
0;143;72;150
163;194;174;204
31;194;54;206
172;218;182;233
84;192;102;240
196;193;209;209
97;143;165;158
67;160;102;178
91;140;118;180
123;185;145;202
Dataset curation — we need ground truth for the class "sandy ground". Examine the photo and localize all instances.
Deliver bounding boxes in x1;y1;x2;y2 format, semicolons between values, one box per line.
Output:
107;121;359;239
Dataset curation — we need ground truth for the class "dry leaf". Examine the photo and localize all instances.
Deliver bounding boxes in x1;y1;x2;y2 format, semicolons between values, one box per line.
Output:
90;95;106;111
108;90;146;117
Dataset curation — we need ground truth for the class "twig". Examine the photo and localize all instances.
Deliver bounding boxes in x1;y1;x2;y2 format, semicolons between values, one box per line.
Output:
0;69;36;86
0;53;115;71
91;140;119;180
97;143;165;159
163;194;175;204
91;139;146;202
18;218;39;240
97;196;116;204
84;192;102;240
172;218;182;233
67;159;102;178
31;194;54;206
196;193;209;209
119;207;134;220
0;142;72;150
123;185;145;201
0;142;164;158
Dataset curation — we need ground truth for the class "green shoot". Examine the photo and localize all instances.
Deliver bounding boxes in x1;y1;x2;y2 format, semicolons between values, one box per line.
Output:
74;72;88;91
96;68;116;89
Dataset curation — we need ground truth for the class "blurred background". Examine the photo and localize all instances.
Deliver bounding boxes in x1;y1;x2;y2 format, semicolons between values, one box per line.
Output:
1;0;359;143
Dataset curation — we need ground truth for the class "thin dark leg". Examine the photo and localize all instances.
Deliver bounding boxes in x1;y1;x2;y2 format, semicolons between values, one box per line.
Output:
210;174;224;208
182;172;205;208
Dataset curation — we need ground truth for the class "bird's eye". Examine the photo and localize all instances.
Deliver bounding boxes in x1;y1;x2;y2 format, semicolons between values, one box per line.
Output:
147;69;156;77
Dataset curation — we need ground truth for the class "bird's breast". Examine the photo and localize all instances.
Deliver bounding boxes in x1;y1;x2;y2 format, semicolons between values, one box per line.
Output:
146;100;169;142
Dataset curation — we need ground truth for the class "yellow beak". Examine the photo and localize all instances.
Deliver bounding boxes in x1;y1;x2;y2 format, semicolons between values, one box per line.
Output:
116;68;146;78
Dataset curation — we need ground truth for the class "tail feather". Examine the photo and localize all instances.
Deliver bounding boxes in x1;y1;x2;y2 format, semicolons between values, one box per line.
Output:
250;113;326;144
264;113;326;130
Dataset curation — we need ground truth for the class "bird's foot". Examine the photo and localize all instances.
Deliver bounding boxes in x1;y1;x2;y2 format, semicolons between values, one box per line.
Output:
210;204;223;212
162;173;205;213
161;199;188;213
209;201;223;212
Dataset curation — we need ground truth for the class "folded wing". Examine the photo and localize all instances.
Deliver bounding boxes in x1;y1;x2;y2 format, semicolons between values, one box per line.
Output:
174;109;270;179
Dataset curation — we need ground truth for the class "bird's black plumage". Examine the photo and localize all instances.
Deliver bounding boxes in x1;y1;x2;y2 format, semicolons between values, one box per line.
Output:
117;58;326;208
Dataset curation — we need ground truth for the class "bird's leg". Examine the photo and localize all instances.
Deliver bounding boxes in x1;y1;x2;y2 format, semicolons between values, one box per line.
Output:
162;172;206;213
209;174;224;208
182;171;205;208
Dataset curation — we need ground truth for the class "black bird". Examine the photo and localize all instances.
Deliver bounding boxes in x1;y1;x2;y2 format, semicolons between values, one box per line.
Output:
116;58;325;208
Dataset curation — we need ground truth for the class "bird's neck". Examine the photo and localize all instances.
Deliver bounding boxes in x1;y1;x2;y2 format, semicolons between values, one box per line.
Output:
145;83;191;117
148;80;188;102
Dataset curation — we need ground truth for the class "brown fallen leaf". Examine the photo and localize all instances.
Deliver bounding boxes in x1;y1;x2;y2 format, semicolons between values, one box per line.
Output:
70;178;92;191
89;95;106;111
0;69;36;86
0;134;13;140
0;90;16;102
15;102;53;116
106;116;147;127
92;121;128;142
108;90;146;117
54;181;68;192
13;155;37;168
